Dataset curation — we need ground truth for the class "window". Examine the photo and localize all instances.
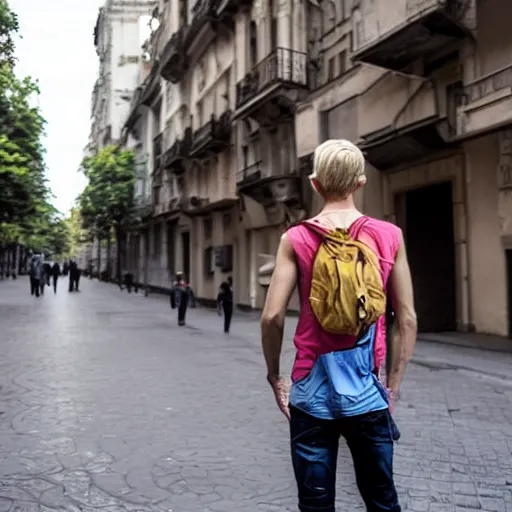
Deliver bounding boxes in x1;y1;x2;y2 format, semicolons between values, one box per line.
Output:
338;50;347;77
223;213;231;229
250;22;258;68
203;218;213;239
328;57;335;81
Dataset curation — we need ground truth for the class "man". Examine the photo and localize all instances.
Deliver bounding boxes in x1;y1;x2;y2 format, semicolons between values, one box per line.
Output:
261;139;417;512
170;272;194;326
51;261;61;294
28;253;44;298
217;276;233;333
68;261;81;292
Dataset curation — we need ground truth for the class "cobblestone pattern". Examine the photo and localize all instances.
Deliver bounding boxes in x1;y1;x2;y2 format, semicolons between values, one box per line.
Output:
0;278;512;512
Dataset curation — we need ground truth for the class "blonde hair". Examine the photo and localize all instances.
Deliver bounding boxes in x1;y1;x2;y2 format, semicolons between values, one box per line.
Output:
310;139;365;199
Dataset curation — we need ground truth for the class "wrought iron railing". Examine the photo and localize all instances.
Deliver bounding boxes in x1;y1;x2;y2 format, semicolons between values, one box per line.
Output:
236;161;262;184
463;65;512;104
193;116;215;150
236;48;308;108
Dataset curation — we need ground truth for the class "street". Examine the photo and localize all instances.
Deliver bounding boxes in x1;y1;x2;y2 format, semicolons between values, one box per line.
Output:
1;278;512;512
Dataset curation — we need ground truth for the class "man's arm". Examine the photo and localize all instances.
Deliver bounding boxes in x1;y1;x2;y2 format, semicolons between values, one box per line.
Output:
261;234;298;383
387;231;417;395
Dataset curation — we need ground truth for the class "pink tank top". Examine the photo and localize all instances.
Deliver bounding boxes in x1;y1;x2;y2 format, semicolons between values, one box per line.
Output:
287;216;401;382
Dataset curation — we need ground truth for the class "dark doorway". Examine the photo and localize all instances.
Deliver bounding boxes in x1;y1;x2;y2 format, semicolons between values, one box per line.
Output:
181;231;190;282
401;181;456;332
506;251;512;337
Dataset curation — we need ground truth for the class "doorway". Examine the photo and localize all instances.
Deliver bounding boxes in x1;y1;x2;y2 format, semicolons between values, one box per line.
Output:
400;181;456;332
181;231;190;282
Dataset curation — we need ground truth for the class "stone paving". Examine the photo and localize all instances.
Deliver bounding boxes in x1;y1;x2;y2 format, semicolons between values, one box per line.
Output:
0;277;512;512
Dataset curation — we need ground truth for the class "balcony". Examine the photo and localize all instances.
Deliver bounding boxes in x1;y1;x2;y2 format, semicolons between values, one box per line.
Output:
235;48;308;119
352;0;473;72
457;65;512;139
161;128;192;174
152;133;163;172
357;73;452;170
236;162;301;207
160;27;188;84
125;86;144;130
190;110;232;157
140;63;161;106
184;0;218;57
134;197;153;220
216;0;252;21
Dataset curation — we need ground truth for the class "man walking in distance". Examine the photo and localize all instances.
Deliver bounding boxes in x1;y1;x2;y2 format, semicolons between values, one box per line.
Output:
28;253;44;298
51;261;61;294
260;139;417;512
217;276;234;333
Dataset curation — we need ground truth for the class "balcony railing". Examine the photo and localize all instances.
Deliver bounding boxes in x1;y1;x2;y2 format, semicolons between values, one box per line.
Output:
236;161;263;185
236;48;308;109
152;133;163;172
464;65;512;105
186;0;217;46
191;110;232;156
161;127;192;171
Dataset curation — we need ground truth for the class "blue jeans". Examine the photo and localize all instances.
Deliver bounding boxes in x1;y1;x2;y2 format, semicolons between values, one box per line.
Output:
290;406;401;512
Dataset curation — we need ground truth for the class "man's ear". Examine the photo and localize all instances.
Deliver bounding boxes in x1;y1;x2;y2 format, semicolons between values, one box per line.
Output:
310;177;322;195
355;175;367;189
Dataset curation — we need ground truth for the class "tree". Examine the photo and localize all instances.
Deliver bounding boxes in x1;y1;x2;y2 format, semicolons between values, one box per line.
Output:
79;145;135;281
0;0;55;268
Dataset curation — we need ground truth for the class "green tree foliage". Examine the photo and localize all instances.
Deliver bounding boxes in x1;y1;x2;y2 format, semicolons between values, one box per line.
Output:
79;145;135;279
0;0;61;255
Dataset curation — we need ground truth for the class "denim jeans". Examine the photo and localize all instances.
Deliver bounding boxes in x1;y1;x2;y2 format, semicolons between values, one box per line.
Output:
290;406;401;512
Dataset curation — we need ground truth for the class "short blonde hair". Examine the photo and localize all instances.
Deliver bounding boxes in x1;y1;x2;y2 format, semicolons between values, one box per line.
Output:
310;139;365;199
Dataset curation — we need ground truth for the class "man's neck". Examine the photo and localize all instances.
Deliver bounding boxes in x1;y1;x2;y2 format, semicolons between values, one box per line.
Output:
320;196;357;213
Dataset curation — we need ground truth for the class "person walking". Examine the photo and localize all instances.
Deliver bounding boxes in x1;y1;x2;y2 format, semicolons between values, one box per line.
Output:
51;261;61;293
260;139;417;512
217;276;233;333
170;272;194;326
28;253;44;298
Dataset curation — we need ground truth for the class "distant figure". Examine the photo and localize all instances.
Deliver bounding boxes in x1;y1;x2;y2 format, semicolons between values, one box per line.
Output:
217;276;234;333
28;253;44;298
170;272;194;326
68;261;81;292
62;261;69;277
43;261;52;286
51;262;61;293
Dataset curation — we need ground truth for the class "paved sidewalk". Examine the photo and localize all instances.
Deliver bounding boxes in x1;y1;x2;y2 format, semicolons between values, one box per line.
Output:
0;278;512;512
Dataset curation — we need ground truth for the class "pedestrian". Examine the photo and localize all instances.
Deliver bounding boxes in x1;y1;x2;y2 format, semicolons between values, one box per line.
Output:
28;253;44;298
217;276;233;333
170;272;194;326
68;261;80;292
260;139;417;512
43;261;51;287
51;261;61;293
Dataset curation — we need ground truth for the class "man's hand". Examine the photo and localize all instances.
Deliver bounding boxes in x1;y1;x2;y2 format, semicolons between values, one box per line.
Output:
268;375;291;420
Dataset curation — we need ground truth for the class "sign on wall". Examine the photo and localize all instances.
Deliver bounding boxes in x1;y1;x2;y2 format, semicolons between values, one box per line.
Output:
498;130;512;189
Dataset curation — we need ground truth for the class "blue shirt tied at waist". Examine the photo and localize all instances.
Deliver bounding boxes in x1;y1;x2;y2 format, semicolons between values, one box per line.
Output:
289;324;388;419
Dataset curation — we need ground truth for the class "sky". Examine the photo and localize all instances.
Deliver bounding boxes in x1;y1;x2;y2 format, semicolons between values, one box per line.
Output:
10;0;105;215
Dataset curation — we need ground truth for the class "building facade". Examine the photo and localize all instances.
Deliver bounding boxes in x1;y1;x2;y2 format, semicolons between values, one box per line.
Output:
122;0;512;337
81;0;156;275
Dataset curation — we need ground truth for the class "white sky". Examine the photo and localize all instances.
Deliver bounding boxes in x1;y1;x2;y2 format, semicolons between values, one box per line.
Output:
10;0;105;215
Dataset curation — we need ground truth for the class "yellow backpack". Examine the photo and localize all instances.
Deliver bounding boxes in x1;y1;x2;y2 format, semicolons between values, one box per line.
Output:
304;219;386;336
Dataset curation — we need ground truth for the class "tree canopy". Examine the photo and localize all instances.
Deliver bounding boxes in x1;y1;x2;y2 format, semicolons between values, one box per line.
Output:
79;145;136;277
0;0;63;256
